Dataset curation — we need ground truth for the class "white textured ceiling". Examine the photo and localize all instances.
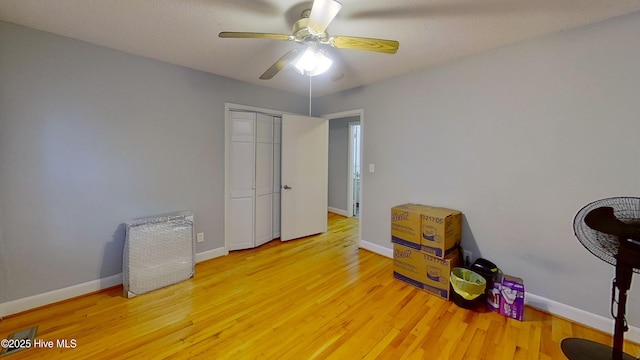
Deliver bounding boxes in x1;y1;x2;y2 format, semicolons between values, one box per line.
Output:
2;0;640;97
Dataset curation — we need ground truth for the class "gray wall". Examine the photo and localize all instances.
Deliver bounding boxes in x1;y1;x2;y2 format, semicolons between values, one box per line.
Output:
0;21;308;302
328;116;359;213
316;12;640;325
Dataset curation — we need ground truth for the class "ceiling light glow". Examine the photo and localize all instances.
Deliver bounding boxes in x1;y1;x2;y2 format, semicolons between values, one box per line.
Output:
294;46;332;77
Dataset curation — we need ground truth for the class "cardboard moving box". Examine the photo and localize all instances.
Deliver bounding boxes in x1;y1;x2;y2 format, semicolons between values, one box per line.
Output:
391;204;462;258
393;243;460;300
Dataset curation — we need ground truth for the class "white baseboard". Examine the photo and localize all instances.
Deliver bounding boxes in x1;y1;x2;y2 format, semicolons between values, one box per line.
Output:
360;239;393;258
526;293;640;343
328;207;350;217
195;246;228;263
358;240;640;344
0;273;123;319
0;247;228;318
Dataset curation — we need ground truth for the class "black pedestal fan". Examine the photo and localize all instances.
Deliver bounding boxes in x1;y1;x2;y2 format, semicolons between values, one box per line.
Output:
561;197;640;360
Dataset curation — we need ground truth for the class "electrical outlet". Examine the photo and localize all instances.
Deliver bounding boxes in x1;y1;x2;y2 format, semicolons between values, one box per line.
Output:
196;232;204;243
463;250;472;266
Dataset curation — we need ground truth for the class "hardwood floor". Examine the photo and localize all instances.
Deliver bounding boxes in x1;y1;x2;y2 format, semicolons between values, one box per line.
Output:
1;212;638;359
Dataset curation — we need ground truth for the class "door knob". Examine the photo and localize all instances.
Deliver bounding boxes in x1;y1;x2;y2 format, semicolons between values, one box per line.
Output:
283;185;292;190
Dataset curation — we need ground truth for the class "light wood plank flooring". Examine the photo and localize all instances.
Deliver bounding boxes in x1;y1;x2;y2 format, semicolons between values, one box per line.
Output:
1;213;638;359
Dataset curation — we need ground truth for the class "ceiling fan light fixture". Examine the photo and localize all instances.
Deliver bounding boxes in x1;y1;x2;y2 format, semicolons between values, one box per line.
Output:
294;47;332;77
219;0;398;81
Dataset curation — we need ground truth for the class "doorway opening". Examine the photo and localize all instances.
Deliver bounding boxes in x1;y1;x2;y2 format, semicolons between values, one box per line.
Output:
325;109;363;248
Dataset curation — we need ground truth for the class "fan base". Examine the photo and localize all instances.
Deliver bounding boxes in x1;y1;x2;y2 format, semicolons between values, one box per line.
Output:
561;338;636;360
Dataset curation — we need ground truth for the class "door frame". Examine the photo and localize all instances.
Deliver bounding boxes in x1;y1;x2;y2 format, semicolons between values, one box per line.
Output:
323;109;364;246
224;104;363;252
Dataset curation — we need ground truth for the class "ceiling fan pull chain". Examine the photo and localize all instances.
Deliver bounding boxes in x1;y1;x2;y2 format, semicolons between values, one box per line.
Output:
309;75;312;116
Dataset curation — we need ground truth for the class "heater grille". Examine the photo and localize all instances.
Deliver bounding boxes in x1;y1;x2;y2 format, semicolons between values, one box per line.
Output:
0;326;37;357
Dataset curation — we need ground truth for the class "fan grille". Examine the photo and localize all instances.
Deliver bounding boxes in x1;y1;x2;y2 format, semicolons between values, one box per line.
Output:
574;197;640;274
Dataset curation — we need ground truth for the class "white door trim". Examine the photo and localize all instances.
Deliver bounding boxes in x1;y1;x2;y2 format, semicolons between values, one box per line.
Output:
347;121;360;218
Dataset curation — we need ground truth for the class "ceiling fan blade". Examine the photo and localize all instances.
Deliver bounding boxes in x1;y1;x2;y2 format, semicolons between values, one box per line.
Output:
308;0;343;35
330;36;399;54
219;32;293;41
260;49;301;80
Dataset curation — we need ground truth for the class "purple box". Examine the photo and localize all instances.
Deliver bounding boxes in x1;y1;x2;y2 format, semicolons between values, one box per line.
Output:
487;282;501;312
498;275;525;321
487;274;525;321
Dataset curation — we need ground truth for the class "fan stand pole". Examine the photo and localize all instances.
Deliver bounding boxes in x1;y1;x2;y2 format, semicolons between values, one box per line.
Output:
611;276;628;360
612;253;634;360
560;263;635;360
612;278;629;360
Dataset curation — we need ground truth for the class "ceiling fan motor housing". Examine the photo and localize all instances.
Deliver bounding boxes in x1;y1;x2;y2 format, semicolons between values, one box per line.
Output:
293;17;329;43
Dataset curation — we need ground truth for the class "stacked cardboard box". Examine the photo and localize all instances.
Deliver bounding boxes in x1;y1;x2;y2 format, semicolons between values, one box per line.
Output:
393;244;460;300
391;204;462;300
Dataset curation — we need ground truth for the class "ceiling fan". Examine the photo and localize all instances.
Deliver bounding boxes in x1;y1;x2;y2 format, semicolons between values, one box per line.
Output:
219;0;400;80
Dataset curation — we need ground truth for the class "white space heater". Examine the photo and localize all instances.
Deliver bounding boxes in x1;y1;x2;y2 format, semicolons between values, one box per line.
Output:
123;211;195;298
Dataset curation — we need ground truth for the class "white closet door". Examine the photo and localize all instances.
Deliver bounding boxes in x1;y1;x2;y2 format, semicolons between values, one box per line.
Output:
229;111;256;250
255;114;274;246
273;117;282;238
